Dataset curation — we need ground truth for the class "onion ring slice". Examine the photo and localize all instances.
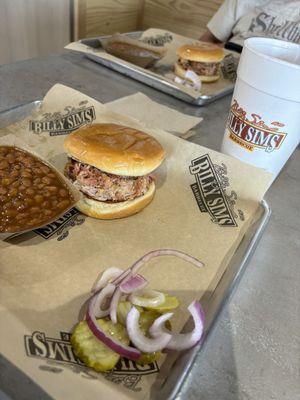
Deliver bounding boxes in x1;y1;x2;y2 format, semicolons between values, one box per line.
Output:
126;307;172;353
120;274;148;294
110;287;122;324
86;295;141;360
131;249;204;277
149;300;205;350
185;70;202;91
112;250;203;288
91;267;123;294
93;283;116;318
129;289;165;307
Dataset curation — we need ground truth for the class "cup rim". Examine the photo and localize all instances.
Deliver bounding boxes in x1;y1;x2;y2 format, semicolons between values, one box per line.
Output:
244;37;300;70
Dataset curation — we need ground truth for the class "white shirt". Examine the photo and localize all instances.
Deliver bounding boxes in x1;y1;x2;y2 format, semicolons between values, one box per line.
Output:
207;0;300;46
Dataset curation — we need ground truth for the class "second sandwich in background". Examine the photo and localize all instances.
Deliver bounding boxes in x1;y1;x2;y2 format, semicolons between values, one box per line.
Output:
175;43;225;83
64;124;165;219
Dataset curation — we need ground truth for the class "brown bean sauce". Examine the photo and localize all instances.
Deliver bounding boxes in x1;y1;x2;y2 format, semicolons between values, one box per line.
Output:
0;146;74;233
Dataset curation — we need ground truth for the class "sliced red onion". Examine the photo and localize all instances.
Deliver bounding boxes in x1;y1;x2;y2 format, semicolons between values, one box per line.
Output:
91;267;123;294
93;283;116;318
86;296;141;360
129;289;165;307
185;70;202;91
86;251;204;357
120;274;148;294
126;307;172;353
149;300;205;351
110;287;122;324
174;73;201;91
131;249;204;276
112;250;203;289
112;269;131;286
110;275;148;323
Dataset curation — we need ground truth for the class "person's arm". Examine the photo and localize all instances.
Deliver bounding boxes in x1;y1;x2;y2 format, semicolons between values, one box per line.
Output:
199;30;222;44
202;0;239;43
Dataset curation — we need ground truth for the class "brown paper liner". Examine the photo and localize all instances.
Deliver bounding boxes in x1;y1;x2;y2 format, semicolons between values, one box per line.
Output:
0;84;271;400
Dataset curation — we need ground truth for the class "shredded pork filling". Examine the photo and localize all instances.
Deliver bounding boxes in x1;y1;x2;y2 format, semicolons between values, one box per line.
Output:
65;158;152;202
178;58;220;76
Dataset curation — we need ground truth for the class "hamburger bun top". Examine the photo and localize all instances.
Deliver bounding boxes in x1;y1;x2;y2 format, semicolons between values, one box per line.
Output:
64;123;165;177
177;43;225;63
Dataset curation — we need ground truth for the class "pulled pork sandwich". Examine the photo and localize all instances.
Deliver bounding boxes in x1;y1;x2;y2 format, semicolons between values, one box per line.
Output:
64;124;165;219
175;43;225;83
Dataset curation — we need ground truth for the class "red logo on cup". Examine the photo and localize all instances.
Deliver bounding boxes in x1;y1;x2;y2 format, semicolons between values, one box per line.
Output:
227;100;286;153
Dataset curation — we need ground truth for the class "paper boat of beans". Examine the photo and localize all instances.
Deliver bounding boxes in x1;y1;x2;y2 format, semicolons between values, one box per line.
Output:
0;141;80;240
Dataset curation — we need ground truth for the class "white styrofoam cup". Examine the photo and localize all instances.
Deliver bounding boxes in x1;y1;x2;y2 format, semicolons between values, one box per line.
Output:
222;37;300;180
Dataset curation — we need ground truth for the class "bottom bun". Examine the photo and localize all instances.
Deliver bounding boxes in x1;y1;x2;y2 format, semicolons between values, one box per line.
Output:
75;181;156;219
174;62;220;83
199;74;220;83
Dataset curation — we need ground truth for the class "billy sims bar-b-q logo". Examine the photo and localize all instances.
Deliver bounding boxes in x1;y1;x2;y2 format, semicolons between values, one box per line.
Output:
29;101;95;136
227;100;286;153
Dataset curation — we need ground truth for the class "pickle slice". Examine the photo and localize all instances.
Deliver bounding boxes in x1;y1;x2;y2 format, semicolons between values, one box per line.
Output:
71;318;129;372
139;310;162;333
137;351;162;365
117;301;143;325
116;301;132;325
144;294;179;313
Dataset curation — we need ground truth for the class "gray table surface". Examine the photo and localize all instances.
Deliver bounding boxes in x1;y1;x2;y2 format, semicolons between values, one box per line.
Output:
0;52;299;400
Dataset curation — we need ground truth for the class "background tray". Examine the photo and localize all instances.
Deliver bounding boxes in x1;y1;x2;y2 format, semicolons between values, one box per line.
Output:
80;31;237;106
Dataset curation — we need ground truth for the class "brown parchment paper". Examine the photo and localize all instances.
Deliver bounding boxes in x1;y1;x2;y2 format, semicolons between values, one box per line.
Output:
0;84;271;400
65;28;237;100
106;92;202;138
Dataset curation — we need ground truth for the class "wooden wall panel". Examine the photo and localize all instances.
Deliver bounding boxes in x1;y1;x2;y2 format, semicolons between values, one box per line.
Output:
141;0;223;38
74;0;144;40
73;0;223;40
0;0;70;65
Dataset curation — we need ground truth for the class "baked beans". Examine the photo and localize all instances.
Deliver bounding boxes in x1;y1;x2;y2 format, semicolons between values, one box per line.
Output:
0;146;74;233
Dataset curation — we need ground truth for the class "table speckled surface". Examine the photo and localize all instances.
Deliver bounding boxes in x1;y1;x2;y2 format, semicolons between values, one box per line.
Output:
0;51;299;400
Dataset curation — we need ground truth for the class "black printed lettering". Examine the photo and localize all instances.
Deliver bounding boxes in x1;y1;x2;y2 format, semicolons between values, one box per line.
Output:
24;331;159;375
32;332;48;357
189;155;238;227
251;12;268;33
29;106;96;136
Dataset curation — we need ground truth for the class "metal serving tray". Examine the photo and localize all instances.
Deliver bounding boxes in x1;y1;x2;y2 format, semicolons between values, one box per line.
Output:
80;32;237;106
0;102;271;399
160;199;271;399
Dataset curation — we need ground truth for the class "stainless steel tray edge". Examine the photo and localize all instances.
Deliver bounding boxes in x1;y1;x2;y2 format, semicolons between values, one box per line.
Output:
86;53;203;104
0;100;42;129
161;200;271;400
